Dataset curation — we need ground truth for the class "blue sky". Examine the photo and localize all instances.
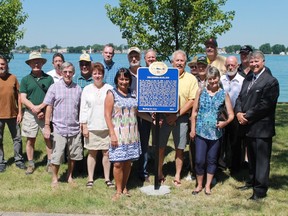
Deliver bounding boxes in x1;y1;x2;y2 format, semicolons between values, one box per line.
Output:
18;0;287;48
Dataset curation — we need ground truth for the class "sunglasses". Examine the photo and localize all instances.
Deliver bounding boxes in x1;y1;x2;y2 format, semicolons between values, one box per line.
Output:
80;62;90;67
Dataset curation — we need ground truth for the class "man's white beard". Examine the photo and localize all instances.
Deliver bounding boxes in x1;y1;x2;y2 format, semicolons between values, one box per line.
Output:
227;69;237;76
130;62;140;67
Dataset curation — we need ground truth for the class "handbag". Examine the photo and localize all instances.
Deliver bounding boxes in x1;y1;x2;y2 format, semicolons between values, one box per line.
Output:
217;102;228;121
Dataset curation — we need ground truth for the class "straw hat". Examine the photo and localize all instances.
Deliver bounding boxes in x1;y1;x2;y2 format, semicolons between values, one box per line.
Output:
25;52;47;65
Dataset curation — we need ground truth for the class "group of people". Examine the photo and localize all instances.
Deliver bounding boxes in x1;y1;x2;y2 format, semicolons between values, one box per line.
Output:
0;38;279;201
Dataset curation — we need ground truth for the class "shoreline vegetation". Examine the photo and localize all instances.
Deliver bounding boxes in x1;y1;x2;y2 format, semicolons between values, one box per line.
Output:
13;43;288;56
0;103;287;215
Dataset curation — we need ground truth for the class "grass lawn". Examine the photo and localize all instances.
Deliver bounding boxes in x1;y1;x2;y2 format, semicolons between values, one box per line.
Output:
0;103;287;215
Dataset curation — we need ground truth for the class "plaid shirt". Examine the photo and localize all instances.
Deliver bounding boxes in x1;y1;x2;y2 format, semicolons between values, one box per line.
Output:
44;79;82;137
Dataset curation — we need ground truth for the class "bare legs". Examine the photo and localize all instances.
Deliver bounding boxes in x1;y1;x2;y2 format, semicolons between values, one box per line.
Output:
174;149;183;182
26;137;51;163
205;173;213;194
159;147;183;184
113;161;132;200
26;138;36;162
51;159;75;187
86;150;112;183
87;150;97;182
102;150;111;182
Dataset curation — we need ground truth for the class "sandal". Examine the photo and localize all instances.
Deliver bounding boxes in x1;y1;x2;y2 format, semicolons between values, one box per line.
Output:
172;179;182;187
86;181;94;189
105;180;115;188
112;192;122;201
123;188;131;197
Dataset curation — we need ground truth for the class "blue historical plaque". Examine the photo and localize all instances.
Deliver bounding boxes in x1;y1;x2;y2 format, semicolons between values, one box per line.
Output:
137;62;179;112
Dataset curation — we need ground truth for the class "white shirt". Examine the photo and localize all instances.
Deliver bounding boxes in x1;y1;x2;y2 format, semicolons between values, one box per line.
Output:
220;73;244;108
79;83;113;130
47;69;62;83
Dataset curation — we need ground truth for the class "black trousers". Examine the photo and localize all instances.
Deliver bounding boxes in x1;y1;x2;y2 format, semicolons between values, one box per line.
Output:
246;137;272;197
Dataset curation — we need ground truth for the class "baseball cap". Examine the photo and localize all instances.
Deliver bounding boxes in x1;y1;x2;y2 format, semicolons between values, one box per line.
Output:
79;52;91;62
127;47;141;55
204;38;218;47
239;45;253;54
197;56;208;65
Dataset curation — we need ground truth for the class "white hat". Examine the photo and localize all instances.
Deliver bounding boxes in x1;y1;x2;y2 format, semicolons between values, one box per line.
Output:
127;47;141;55
25;52;47;65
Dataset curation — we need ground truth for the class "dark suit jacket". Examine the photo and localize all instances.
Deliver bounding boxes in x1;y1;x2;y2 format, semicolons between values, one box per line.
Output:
235;68;279;138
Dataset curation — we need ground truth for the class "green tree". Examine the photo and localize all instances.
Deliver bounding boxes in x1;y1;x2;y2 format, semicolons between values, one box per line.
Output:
259;43;271;54
271;44;286;55
67;46;86;53
0;0;28;61
225;45;241;53
105;0;234;61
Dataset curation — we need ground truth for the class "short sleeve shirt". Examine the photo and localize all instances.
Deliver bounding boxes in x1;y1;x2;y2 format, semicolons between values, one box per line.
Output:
178;72;198;109
20;71;54;105
73;74;93;89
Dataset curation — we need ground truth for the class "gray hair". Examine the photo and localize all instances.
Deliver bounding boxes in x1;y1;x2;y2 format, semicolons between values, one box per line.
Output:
171;50;187;62
249;50;265;61
206;66;220;80
144;49;157;58
60;62;75;73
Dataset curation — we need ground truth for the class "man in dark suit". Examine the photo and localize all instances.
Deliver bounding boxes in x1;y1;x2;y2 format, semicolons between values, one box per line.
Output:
234;50;279;201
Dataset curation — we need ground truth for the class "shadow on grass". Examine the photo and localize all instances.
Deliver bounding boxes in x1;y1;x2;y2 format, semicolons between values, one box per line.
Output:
269;173;288;189
275;103;288;127
6;149;44;166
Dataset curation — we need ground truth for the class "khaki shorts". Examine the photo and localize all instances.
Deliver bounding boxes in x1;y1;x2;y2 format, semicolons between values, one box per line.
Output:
84;130;110;150
21;109;45;138
51;132;83;165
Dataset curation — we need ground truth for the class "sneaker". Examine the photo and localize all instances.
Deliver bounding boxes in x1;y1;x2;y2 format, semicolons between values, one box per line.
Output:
16;162;27;170
25;165;35;175
46;164;52;173
0;164;6;172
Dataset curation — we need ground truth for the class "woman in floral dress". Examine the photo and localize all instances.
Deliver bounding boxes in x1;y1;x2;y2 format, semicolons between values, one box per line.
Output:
104;68;151;201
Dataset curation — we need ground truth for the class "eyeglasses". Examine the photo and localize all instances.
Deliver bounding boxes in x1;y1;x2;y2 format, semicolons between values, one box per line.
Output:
190;66;197;69
62;70;74;75
80;62;90;67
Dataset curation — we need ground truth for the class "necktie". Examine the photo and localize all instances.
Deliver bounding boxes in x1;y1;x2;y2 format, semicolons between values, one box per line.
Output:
247;75;256;92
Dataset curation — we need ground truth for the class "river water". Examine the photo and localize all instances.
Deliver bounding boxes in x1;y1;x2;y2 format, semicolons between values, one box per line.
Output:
8;53;287;102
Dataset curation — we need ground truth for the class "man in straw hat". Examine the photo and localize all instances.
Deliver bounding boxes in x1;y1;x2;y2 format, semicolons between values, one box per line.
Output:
20;51;54;175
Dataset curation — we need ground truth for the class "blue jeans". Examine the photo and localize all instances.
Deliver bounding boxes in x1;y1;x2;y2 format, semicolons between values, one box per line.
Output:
194;135;220;175
0;118;24;164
